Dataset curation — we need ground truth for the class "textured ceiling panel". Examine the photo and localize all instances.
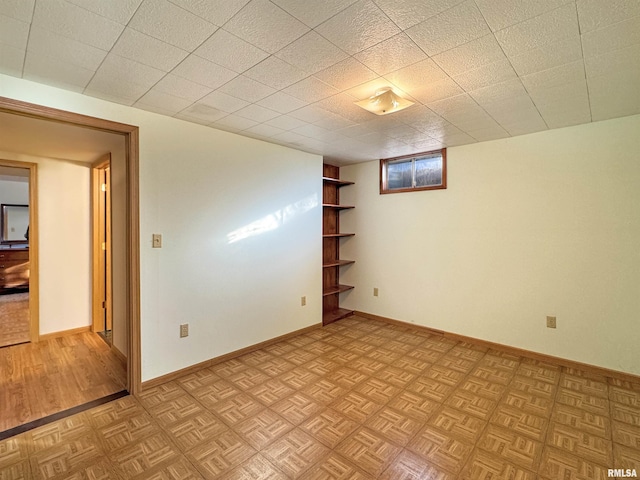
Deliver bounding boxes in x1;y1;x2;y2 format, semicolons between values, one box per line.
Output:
3;0;639;165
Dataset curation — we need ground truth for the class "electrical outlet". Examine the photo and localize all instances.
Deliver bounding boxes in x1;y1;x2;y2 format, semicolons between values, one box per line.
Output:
546;316;556;329
152;234;162;248
180;323;189;337
301;296;306;306
373;287;379;297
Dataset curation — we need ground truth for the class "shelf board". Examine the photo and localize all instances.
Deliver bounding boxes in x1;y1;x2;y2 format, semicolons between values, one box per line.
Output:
322;203;355;210
323;308;354;325
322;177;354;187
323;233;355;238
323;284;354;296
323;259;355;268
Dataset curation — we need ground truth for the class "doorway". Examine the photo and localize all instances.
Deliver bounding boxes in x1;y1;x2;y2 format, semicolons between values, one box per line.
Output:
0;160;38;348
92;154;113;345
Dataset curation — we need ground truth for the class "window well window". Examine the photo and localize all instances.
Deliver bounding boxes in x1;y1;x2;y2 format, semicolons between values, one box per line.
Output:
380;149;447;194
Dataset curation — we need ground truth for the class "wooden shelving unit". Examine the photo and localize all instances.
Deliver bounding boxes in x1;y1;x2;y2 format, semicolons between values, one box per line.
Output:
322;164;355;325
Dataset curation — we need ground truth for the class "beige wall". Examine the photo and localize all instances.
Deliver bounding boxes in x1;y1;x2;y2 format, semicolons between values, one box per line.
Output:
341;114;640;376
0;151;92;335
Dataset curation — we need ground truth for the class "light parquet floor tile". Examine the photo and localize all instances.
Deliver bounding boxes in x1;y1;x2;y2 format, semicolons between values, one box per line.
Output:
4;315;639;479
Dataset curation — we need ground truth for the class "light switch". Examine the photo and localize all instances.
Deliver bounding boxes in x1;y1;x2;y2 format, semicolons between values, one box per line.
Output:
152;234;162;248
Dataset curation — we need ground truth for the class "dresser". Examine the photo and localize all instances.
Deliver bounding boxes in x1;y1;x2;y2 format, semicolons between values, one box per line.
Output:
0;249;29;293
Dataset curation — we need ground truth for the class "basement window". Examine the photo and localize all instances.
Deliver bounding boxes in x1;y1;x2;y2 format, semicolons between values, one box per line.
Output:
380;149;447;194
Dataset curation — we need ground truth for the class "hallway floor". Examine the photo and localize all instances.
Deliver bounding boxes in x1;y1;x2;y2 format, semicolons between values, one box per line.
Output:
0;292;29;348
0;331;127;433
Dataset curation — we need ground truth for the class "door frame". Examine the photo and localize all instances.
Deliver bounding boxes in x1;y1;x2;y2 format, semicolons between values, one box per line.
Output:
0;158;39;342
0;96;142;395
91;154;112;338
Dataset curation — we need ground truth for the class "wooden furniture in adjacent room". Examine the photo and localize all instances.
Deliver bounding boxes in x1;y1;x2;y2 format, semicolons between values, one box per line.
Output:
323;164;355;325
0;248;29;293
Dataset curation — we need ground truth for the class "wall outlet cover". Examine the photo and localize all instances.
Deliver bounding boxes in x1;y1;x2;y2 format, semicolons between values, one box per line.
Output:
546;316;557;329
180;323;189;337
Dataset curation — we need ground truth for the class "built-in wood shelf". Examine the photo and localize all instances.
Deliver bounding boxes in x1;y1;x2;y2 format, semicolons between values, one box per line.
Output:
323;233;355;238
323;259;355;268
323;177;354;187
322;204;355;210
322;307;354;324
323;284;355;296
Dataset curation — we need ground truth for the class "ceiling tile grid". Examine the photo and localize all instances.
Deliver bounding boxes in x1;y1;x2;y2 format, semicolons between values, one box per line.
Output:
1;0;639;164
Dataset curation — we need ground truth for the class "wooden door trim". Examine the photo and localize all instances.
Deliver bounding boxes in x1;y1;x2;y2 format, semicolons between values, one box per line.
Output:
0;158;39;342
0;96;141;396
91;154;111;336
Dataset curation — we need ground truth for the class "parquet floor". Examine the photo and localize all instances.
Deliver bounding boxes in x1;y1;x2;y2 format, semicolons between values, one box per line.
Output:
0;293;30;348
1;315;639;479
0;331;127;433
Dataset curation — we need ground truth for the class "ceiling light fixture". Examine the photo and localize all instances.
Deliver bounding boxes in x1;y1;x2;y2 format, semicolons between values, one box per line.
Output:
354;87;414;115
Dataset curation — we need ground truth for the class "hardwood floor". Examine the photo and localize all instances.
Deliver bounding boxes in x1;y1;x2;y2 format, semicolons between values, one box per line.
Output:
1;315;639;479
0;331;127;433
0;292;29;348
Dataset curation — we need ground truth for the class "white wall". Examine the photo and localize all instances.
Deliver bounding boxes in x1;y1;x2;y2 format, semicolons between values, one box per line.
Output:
341;114;640;376
0;75;322;382
0;152;91;335
0;177;29;205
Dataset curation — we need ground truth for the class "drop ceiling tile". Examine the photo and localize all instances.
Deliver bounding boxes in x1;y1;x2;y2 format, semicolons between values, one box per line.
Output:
86;74;150;103
128;0;217;51
218;75;275;102
23;51;94;91
153;73;212;102
453;58;517;91
283;77;339;103
0;15;29;50
577;0;640;34
584;43;640;78
112;28;188;72
135;89;193;113
475;0;572;32
288;105;334;123
313;57;377;91
469;78;528;105
481;95;543;124
392;104;443;125
27;27;107;71
212;114;259;131
314;93;374;123
494;3;579;57
275;31;348;74
172;55;237;90
507;35;582;76
384;59;448;94
195;29;268;73
373;0;466;30
313;112;356;130
244;124;286;138
264;115;309;130
345;77;410;101
94;53;165;89
271;130;314;145
538;102;591;128
316;0;401;55
134;103;179;116
168;0;250;26
66;0;143;24
256;92;309;114
0;0;34;22
411;77;464;104
32;0;125;50
244;56;308;90
199;90;249;113
224;0;308;54
521;60;585;91
441;132;476;146
501;116;548;136
271;0;358;27
0;44;24;76
292;123;336;140
406;1;491;56
432;34;506;77
354;33;427;76
178;103;228;123
527;78;589;105
466;125;510;142
589;71;640;120
581;15;640;58
427;93;478;115
234;104;280;122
